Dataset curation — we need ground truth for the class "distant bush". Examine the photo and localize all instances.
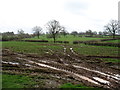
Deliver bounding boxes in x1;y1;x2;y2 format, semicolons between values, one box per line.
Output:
73;40;120;47
100;38;120;41
73;41;79;44
85;42;120;47
55;41;63;43
85;35;93;37
73;40;97;44
55;41;69;44
2;35;18;41
63;41;69;44
1;32;32;41
22;40;48;42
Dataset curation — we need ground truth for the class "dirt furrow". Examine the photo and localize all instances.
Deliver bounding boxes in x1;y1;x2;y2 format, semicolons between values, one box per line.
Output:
14;56;117;88
2;49;120;89
15;57;102;86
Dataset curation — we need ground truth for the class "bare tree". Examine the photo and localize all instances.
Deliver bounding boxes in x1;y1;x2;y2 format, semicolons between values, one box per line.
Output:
46;20;62;43
18;29;24;35
104;20;118;38
60;27;68;37
32;26;42;39
118;20;120;35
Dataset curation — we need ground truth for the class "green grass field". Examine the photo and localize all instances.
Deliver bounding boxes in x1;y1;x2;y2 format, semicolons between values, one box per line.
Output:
23;35;107;43
2;36;120;88
59;83;92;88
2;73;36;88
2;41;63;55
103;39;120;43
100;58;120;63
2;41;119;57
73;44;119;57
2;40;119;57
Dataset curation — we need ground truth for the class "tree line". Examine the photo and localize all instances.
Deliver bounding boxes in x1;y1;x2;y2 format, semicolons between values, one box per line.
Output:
1;19;119;42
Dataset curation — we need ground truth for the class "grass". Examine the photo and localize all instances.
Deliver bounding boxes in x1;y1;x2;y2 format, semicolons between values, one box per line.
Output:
103;40;120;43
2;35;119;61
24;35;107;43
0;41;2;49
2;41;63;55
2;41;119;57
2;73;36;88
73;44;119;57
100;58;120;63
56;35;105;42
0;73;2;90
2;36;120;88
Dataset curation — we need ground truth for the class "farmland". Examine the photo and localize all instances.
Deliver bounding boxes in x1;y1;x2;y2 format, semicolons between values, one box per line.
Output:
23;35;107;43
2;36;120;89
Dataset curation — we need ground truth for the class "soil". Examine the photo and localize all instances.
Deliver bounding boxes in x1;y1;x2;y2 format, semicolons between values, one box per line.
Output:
2;47;120;89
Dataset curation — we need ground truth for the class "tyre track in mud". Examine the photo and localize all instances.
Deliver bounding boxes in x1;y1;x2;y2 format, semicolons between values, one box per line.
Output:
60;45;81;63
3;55;120;89
56;46;120;88
2;49;120;89
14;57;102;87
17;50;120;88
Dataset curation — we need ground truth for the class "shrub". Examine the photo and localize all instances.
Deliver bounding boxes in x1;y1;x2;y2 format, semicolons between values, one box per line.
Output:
63;41;69;44
85;42;120;47
23;40;48;42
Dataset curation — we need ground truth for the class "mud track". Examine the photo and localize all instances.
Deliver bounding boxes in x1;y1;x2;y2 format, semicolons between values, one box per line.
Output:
2;48;120;89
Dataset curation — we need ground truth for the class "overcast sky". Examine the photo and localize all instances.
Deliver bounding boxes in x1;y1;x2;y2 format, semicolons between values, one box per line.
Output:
0;0;119;34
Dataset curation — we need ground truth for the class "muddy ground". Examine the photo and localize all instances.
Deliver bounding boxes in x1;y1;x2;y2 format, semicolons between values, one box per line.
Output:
2;46;120;89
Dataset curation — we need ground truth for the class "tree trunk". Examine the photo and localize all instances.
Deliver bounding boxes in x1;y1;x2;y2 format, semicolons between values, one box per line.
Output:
53;34;56;43
113;31;115;39
113;33;115;38
37;32;39;39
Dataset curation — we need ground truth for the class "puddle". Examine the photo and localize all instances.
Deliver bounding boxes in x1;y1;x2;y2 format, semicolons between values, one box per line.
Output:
45;52;49;54
14;56;120;87
93;77;110;85
25;64;31;67
64;63;69;66
64;48;66;53
40;60;48;63
67;54;70;56
25;59;101;85
35;63;61;71
75;74;100;85
73;65;120;81
70;48;77;55
17;56;101;86
114;74;120;78
2;61;19;65
70;48;74;53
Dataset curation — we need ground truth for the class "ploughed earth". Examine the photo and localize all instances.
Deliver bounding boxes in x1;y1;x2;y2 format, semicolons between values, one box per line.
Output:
2;45;120;89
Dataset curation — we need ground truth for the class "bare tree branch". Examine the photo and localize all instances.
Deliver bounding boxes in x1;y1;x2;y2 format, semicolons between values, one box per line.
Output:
46;20;62;43
32;26;42;38
104;20;118;38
